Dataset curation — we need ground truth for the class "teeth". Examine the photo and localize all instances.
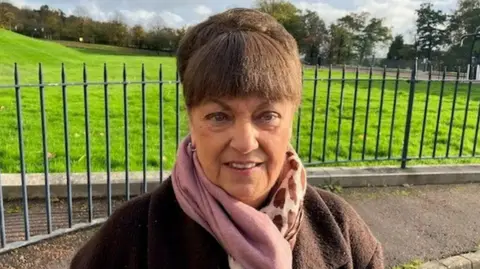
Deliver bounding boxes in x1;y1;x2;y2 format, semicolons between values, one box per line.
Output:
229;162;256;169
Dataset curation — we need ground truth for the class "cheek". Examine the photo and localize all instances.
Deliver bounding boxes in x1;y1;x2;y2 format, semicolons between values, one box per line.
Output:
188;119;226;174
273;118;294;148
188;116;213;146
198;149;220;171
262;128;291;172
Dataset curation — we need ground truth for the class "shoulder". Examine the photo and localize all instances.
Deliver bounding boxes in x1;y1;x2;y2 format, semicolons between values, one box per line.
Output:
304;185;371;232
302;185;384;268
308;185;363;225
70;179;175;269
303;184;365;228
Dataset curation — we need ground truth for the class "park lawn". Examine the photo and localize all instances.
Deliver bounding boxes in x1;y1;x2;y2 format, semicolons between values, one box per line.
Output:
297;74;480;167
54;40;169;57
0;29;480;174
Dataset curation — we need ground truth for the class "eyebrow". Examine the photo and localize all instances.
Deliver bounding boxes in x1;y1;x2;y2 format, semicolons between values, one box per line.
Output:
210;99;231;111
209;98;274;112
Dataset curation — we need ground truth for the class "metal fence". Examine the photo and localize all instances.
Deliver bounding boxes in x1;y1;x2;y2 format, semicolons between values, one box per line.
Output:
0;62;479;253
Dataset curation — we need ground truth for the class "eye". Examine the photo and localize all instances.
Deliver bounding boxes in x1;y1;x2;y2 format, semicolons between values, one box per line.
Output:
258;111;280;124
205;112;230;123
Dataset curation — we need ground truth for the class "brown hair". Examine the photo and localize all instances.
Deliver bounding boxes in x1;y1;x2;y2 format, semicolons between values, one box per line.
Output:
176;8;302;109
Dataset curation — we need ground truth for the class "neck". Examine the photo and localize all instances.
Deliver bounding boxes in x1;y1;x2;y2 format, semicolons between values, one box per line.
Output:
242;190;270;209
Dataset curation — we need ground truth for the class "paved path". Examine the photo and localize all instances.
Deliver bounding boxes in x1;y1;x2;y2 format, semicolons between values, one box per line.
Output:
341;183;480;267
0;183;479;268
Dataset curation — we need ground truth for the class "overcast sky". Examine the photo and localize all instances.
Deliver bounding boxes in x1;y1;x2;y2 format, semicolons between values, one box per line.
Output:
8;0;457;55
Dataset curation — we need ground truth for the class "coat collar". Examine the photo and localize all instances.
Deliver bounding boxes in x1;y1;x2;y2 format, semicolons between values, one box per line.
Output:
292;186;350;269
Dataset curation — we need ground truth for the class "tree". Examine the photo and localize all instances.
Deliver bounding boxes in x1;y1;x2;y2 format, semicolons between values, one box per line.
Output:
387;35;405;59
445;0;480;68
298;9;328;63
415;2;448;61
44;9;63;39
130;24;146;48
72;6;90;18
356;17;392;63
448;0;480;42
171;26;187;51
144;26;185;54
327;23;354;64
255;0;305;43
106;20;129;46
0;4;15;30
329;12;391;64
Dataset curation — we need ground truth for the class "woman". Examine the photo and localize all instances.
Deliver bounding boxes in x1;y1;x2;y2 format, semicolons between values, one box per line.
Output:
70;8;384;269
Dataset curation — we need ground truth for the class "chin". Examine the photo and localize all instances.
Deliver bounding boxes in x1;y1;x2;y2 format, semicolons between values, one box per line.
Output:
226;184;256;199
224;183;267;207
217;169;270;206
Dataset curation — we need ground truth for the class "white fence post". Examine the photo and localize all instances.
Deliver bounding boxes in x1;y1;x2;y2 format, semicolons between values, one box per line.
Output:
467;64;471;81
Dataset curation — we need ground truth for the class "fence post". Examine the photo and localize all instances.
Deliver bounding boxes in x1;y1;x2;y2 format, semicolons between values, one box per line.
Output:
467;64;471;81
414;57;418;80
401;63;417;168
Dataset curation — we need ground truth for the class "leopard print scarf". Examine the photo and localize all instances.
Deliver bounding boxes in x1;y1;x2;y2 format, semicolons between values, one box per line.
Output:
172;135;308;269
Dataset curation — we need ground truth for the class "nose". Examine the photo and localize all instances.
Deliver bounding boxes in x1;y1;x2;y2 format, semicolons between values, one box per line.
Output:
229;120;259;154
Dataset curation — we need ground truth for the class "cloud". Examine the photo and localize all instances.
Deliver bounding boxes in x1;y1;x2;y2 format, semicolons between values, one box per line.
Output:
431;0;457;7
116;9;164;29
7;0;45;9
159;10;185;25
117;10;185;29
66;2;185;29
295;0;419;38
295;1;348;26
194;5;213;16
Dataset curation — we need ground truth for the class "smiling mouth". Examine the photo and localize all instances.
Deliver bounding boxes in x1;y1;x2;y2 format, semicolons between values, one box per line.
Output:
225;162;263;170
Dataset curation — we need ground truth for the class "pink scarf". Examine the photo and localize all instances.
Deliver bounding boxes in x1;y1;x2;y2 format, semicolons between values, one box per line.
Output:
171;135;307;269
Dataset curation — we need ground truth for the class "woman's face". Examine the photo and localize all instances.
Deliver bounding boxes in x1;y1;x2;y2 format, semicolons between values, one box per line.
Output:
188;97;296;208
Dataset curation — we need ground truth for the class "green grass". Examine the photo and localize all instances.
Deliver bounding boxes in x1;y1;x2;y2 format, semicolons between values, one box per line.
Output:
1;29;480;174
54;40;170;57
392;259;423;269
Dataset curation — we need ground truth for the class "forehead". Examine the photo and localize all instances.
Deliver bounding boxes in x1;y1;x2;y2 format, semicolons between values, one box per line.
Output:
197;97;287;110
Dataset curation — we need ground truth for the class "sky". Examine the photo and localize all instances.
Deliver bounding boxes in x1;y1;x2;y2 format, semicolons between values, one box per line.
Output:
7;0;459;56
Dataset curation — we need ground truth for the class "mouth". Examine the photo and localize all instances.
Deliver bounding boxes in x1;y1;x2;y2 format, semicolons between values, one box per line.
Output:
224;162;263;170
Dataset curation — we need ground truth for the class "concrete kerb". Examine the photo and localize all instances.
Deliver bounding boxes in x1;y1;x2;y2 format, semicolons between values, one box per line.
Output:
307;164;480;188
420;250;480;269
1;164;480;199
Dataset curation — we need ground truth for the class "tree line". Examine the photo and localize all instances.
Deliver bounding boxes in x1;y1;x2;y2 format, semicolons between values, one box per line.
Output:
253;0;392;66
387;0;480;71
1;0;479;70
0;2;187;53
256;0;480;70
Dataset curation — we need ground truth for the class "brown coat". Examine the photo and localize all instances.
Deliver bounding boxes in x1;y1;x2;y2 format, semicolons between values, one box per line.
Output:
70;178;384;269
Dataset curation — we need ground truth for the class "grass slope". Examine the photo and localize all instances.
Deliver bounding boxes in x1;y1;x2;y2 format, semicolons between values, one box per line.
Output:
0;29;480;174
54;40;169;57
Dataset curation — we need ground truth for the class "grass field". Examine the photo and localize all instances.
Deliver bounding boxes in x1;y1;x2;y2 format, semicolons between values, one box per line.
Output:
1;29;480;174
54;40;171;56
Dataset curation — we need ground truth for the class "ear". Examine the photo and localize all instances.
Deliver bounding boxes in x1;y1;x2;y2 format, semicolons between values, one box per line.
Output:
190;134;195;145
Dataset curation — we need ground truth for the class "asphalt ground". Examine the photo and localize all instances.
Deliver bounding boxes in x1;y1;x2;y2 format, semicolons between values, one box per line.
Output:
342;183;480;266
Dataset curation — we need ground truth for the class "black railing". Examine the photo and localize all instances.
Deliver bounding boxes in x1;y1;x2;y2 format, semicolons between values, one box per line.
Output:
0;62;479;252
